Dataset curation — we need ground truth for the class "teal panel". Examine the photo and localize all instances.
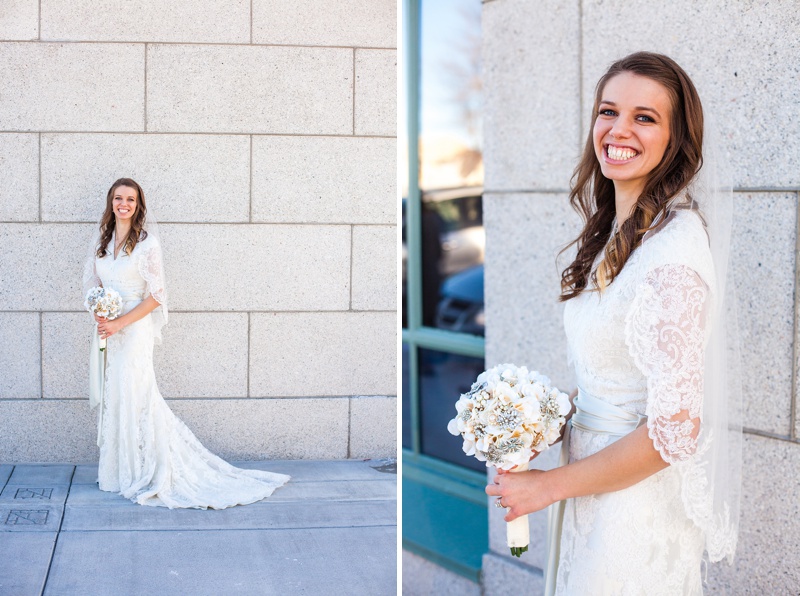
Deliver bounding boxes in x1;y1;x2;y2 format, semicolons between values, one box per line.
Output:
402;477;487;581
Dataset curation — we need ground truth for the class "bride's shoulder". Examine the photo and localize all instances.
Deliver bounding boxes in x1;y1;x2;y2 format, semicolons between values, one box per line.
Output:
639;209;713;284
135;231;161;252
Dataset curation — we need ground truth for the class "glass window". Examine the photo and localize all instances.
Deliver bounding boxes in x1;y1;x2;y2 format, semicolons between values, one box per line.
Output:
402;343;412;449
402;0;488;580
416;0;484;337
418;347;487;472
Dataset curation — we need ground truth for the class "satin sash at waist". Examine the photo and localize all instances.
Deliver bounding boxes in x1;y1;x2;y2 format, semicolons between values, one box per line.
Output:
543;388;648;596
571;389;647;436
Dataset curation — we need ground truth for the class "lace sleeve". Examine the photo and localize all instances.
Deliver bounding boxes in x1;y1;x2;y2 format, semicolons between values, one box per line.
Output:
625;263;710;464
137;240;167;305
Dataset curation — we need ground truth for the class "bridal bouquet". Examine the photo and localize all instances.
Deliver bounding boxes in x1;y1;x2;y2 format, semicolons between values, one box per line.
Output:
447;364;571;557
84;286;122;351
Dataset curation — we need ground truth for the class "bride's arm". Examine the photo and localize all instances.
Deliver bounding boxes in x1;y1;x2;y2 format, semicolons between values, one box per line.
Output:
490;263;708;522
487;423;668;521
97;295;161;338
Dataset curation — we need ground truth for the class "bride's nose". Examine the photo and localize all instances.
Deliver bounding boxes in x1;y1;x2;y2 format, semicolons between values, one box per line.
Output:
609;120;631;139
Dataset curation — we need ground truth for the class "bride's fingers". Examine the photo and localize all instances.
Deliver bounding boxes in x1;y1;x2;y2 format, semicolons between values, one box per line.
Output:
485;483;502;497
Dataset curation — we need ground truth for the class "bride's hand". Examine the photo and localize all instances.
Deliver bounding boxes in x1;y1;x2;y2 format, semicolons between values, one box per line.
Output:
98;318;124;339
94;314;106;324
486;468;554;522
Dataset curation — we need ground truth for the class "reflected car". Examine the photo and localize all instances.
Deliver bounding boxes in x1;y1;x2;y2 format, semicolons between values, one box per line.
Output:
435;264;484;336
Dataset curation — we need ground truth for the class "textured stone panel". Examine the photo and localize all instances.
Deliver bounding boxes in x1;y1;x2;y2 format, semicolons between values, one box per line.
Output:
482;0;581;191
169;398;349;460
482;552;545;596
706;435;800;593
0;0;38;40
41;134;250;222
160;224;350;311
349;396;396;459
403;550;481;596
40;0;248;43
42;313;91;399
0;400;97;462
731;192;795;435
0;43;144;131
250;312;396;396
484;193;582;390
351;225;397;310
0;223;92;311
251;136;395;224
43;312;250;400
0;313;40;399
581;1;800;188
0;133;38;221
252;0;396;48
147;45;352;134
355;49;397;136
154;313;248;398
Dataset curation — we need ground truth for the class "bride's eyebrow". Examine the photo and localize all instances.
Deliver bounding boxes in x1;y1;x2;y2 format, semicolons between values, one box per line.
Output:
599;100;662;118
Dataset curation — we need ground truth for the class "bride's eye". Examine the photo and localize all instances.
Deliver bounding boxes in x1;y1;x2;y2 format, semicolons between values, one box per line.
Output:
598;109;616;117
636;115;655;123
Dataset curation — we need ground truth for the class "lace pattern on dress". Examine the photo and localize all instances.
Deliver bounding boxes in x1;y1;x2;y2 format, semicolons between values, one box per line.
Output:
137;242;167;305
625;263;709;464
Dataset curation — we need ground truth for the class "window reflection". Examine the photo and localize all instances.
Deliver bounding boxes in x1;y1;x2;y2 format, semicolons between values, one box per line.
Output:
419;348;486;473
421;189;484;335
419;0;483;191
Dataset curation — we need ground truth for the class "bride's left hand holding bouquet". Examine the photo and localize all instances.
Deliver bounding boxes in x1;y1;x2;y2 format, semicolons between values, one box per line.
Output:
84;287;122;351
447;364;571;557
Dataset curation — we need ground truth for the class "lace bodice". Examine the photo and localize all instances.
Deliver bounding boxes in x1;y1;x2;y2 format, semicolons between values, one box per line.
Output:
564;209;715;463
93;233;166;304
555;209;717;595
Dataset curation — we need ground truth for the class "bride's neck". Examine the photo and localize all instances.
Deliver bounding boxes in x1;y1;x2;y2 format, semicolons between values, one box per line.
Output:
115;220;132;240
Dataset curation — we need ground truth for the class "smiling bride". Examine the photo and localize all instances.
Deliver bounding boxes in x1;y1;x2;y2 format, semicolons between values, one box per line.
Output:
486;53;742;595
83;177;289;509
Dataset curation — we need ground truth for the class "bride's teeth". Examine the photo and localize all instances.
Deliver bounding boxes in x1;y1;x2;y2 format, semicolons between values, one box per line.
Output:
608;146;636;160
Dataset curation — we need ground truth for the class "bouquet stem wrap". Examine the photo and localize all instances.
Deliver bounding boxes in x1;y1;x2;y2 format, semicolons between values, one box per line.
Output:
507;461;530;556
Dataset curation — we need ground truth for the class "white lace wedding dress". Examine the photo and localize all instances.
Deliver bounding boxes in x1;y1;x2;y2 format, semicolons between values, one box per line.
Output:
87;233;290;509
556;209;715;595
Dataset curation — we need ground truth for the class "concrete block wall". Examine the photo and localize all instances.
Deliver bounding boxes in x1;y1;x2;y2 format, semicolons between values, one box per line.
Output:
0;1;397;463
479;0;800;593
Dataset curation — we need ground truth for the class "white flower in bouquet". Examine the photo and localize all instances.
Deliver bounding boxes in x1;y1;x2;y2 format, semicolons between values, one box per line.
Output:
447;363;571;557
84;287;123;351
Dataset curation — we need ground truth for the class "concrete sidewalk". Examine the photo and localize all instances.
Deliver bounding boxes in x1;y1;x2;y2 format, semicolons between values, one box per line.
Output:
0;460;397;595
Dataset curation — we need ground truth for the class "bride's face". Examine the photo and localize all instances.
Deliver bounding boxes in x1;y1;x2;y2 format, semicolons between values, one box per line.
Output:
112;186;138;222
593;72;672;194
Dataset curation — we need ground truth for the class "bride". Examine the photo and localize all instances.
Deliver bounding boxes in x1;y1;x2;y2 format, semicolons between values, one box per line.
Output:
486;52;741;594
83;177;289;509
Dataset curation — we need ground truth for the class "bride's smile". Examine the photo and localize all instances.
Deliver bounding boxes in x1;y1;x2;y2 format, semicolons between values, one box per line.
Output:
592;71;672;209
113;187;138;220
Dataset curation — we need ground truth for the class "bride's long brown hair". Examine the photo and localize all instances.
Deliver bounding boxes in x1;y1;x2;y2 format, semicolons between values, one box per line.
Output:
96;178;148;258
559;52;704;301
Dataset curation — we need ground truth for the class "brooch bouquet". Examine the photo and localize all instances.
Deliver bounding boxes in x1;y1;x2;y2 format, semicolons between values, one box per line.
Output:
84;286;122;351
447;364;571;557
